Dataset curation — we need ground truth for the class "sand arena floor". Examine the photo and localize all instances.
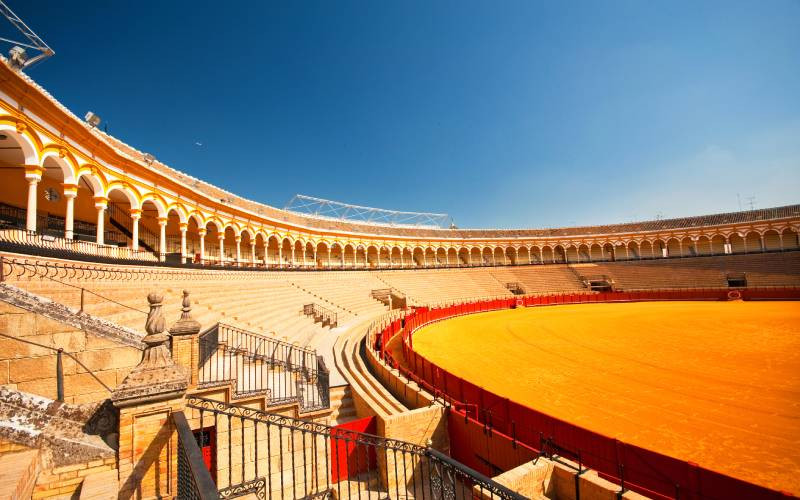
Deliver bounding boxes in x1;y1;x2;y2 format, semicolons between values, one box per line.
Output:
411;301;800;494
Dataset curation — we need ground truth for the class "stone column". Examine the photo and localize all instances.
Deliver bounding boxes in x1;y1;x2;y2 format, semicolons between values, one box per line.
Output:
198;228;206;263
250;241;257;265
158;217;167;261
235;235;242;266
169;290;201;388
130;209;141;251
179;222;188;262
62;184;78;239
218;234;225;264
94;197;107;245
112;293;189;500
24;166;42;232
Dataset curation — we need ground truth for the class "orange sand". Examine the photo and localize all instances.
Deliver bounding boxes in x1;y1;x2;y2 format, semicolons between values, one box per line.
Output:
412;301;800;494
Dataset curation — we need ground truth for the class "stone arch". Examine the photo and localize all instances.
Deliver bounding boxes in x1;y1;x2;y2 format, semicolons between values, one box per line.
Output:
367;245;379;268
744;230;762;253
505;246;517;265
401;247;413;267
626;241;640;259
482;246;494;265
391;246;402;267
541;246;554;263
0;123;39;165
553;245;566;264
565;245;579;263
316;241;330;267
530;246;542;264
40;149;77;185
412;247;425;267
435;247;447;266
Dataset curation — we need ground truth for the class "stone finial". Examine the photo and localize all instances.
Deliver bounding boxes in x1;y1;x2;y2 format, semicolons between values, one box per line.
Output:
111;291;189;408
169;290;201;337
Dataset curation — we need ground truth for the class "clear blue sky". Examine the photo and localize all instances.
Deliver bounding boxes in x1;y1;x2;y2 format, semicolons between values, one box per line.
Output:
9;1;800;228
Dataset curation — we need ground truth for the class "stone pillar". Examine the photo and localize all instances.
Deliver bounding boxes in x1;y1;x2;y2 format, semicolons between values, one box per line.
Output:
158;217;167;261
24;166;42;232
112;293;189;500
94;197;107;245
279;246;283;268
179;223;188;262
218;234;225;264
130;209;141;251
169;290;201;388
198;228;206;263
250;241;257;265
62;184;77;239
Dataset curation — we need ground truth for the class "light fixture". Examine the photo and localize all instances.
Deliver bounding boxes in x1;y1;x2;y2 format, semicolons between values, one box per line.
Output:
44;187;60;202
84;111;101;128
8;46;26;70
142;153;155;165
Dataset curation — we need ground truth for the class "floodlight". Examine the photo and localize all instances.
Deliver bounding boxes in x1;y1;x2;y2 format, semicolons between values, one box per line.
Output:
84;111;101;128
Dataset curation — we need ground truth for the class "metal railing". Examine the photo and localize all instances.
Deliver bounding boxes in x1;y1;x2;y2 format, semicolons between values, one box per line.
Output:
303;302;338;327
175;411;221;500
187;396;524;500
198;323;329;411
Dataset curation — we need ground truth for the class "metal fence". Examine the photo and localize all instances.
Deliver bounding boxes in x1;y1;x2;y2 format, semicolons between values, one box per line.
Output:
186;396;525;500
175;411;221;500
302;303;338;327
198;323;329;411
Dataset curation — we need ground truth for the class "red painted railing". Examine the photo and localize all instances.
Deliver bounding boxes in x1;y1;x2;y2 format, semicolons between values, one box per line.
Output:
373;288;799;500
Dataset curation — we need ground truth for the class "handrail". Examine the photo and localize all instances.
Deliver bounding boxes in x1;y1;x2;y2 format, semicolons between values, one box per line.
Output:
174;411;220;499
1;255;147;315
302;302;338;327
0;331;112;400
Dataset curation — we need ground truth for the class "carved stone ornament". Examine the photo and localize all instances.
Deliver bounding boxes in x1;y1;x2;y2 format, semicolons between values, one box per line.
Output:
111;292;188;408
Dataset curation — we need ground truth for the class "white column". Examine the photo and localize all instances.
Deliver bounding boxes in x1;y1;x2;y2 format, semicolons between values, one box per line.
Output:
158;217;167;261
94;198;107;245
63;188;77;239
179;223;188;262
198;229;206;263
235;236;242;265
250;242;257;265
25;176;40;232
130;212;141;251
218;235;225;264
279;246;283;268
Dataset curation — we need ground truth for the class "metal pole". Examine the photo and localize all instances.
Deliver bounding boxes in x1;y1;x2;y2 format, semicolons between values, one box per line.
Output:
80;288;85;313
56;348;64;402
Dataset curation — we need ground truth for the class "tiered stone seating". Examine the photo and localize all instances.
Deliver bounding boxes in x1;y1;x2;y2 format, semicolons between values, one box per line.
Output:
376;268;513;305
571;251;800;290
290;272;390;317
489;265;585;293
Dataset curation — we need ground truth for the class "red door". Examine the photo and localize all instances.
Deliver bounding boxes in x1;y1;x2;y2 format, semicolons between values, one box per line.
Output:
193;427;216;482
330;416;377;483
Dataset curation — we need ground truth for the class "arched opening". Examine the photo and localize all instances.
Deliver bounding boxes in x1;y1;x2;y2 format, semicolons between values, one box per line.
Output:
781;228;799;250
710;234;726;255
203;222;221;264
680;237;695;257
305;242;316;266
762;230;781;252
469;247;481;265
344;244;356;267
367;246;379;268
600;243;614;261
553;245;566;264
541;246;553;263
505;247;517;265
482;247;493;265
565;245;579;263
138;200;164;255
589;244;603;261
577;245;590;262
666;238;681;258
391;247;402;267
729;233;745;254
356;246;367;267
401;248;413;267
412;247;424;267
105;187;138;249
254;233;266;266
493;247;505;265
36;155;74;239
379;247;391;268
239;230;253;266
330;243;344;268
530;247;542;264
435;247;447;266
517;246;530;264
458;247;470;266
627;242;640;259
425;248;436;267
220;226;236;265
614;243;629;260
267;236;280;266
638;241;654;259
184;216;201;263
316;242;330;268
163;208;183;262
281;238;294;266
696;236;712;256
0;131;43;233
744;231;762;253
292;240;304;267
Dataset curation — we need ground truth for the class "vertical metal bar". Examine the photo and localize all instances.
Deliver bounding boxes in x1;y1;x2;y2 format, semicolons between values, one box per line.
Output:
79;288;85;313
354;437;362;500
290;426;297;499
267;419;273;499
279;426;285;500
324;430;330;494
56;349;64;402
254;419;258;480
241;416;245;485
302;430;308;497
334;434;342;500
393;449;400;499
228;414;232;488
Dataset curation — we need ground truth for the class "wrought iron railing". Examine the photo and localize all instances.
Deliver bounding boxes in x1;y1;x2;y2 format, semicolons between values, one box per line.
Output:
175;411;221;500
187;396;524;500
303;302;338;327
198;323;329;411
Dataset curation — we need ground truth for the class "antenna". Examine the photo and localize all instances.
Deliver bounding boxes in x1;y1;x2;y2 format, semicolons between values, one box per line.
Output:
745;196;756;211
0;0;54;71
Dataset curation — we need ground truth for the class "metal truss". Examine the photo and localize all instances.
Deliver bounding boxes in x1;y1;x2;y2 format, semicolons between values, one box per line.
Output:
284;194;453;229
0;0;54;70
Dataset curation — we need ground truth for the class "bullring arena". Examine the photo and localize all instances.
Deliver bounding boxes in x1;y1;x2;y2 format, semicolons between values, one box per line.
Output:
0;22;798;500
